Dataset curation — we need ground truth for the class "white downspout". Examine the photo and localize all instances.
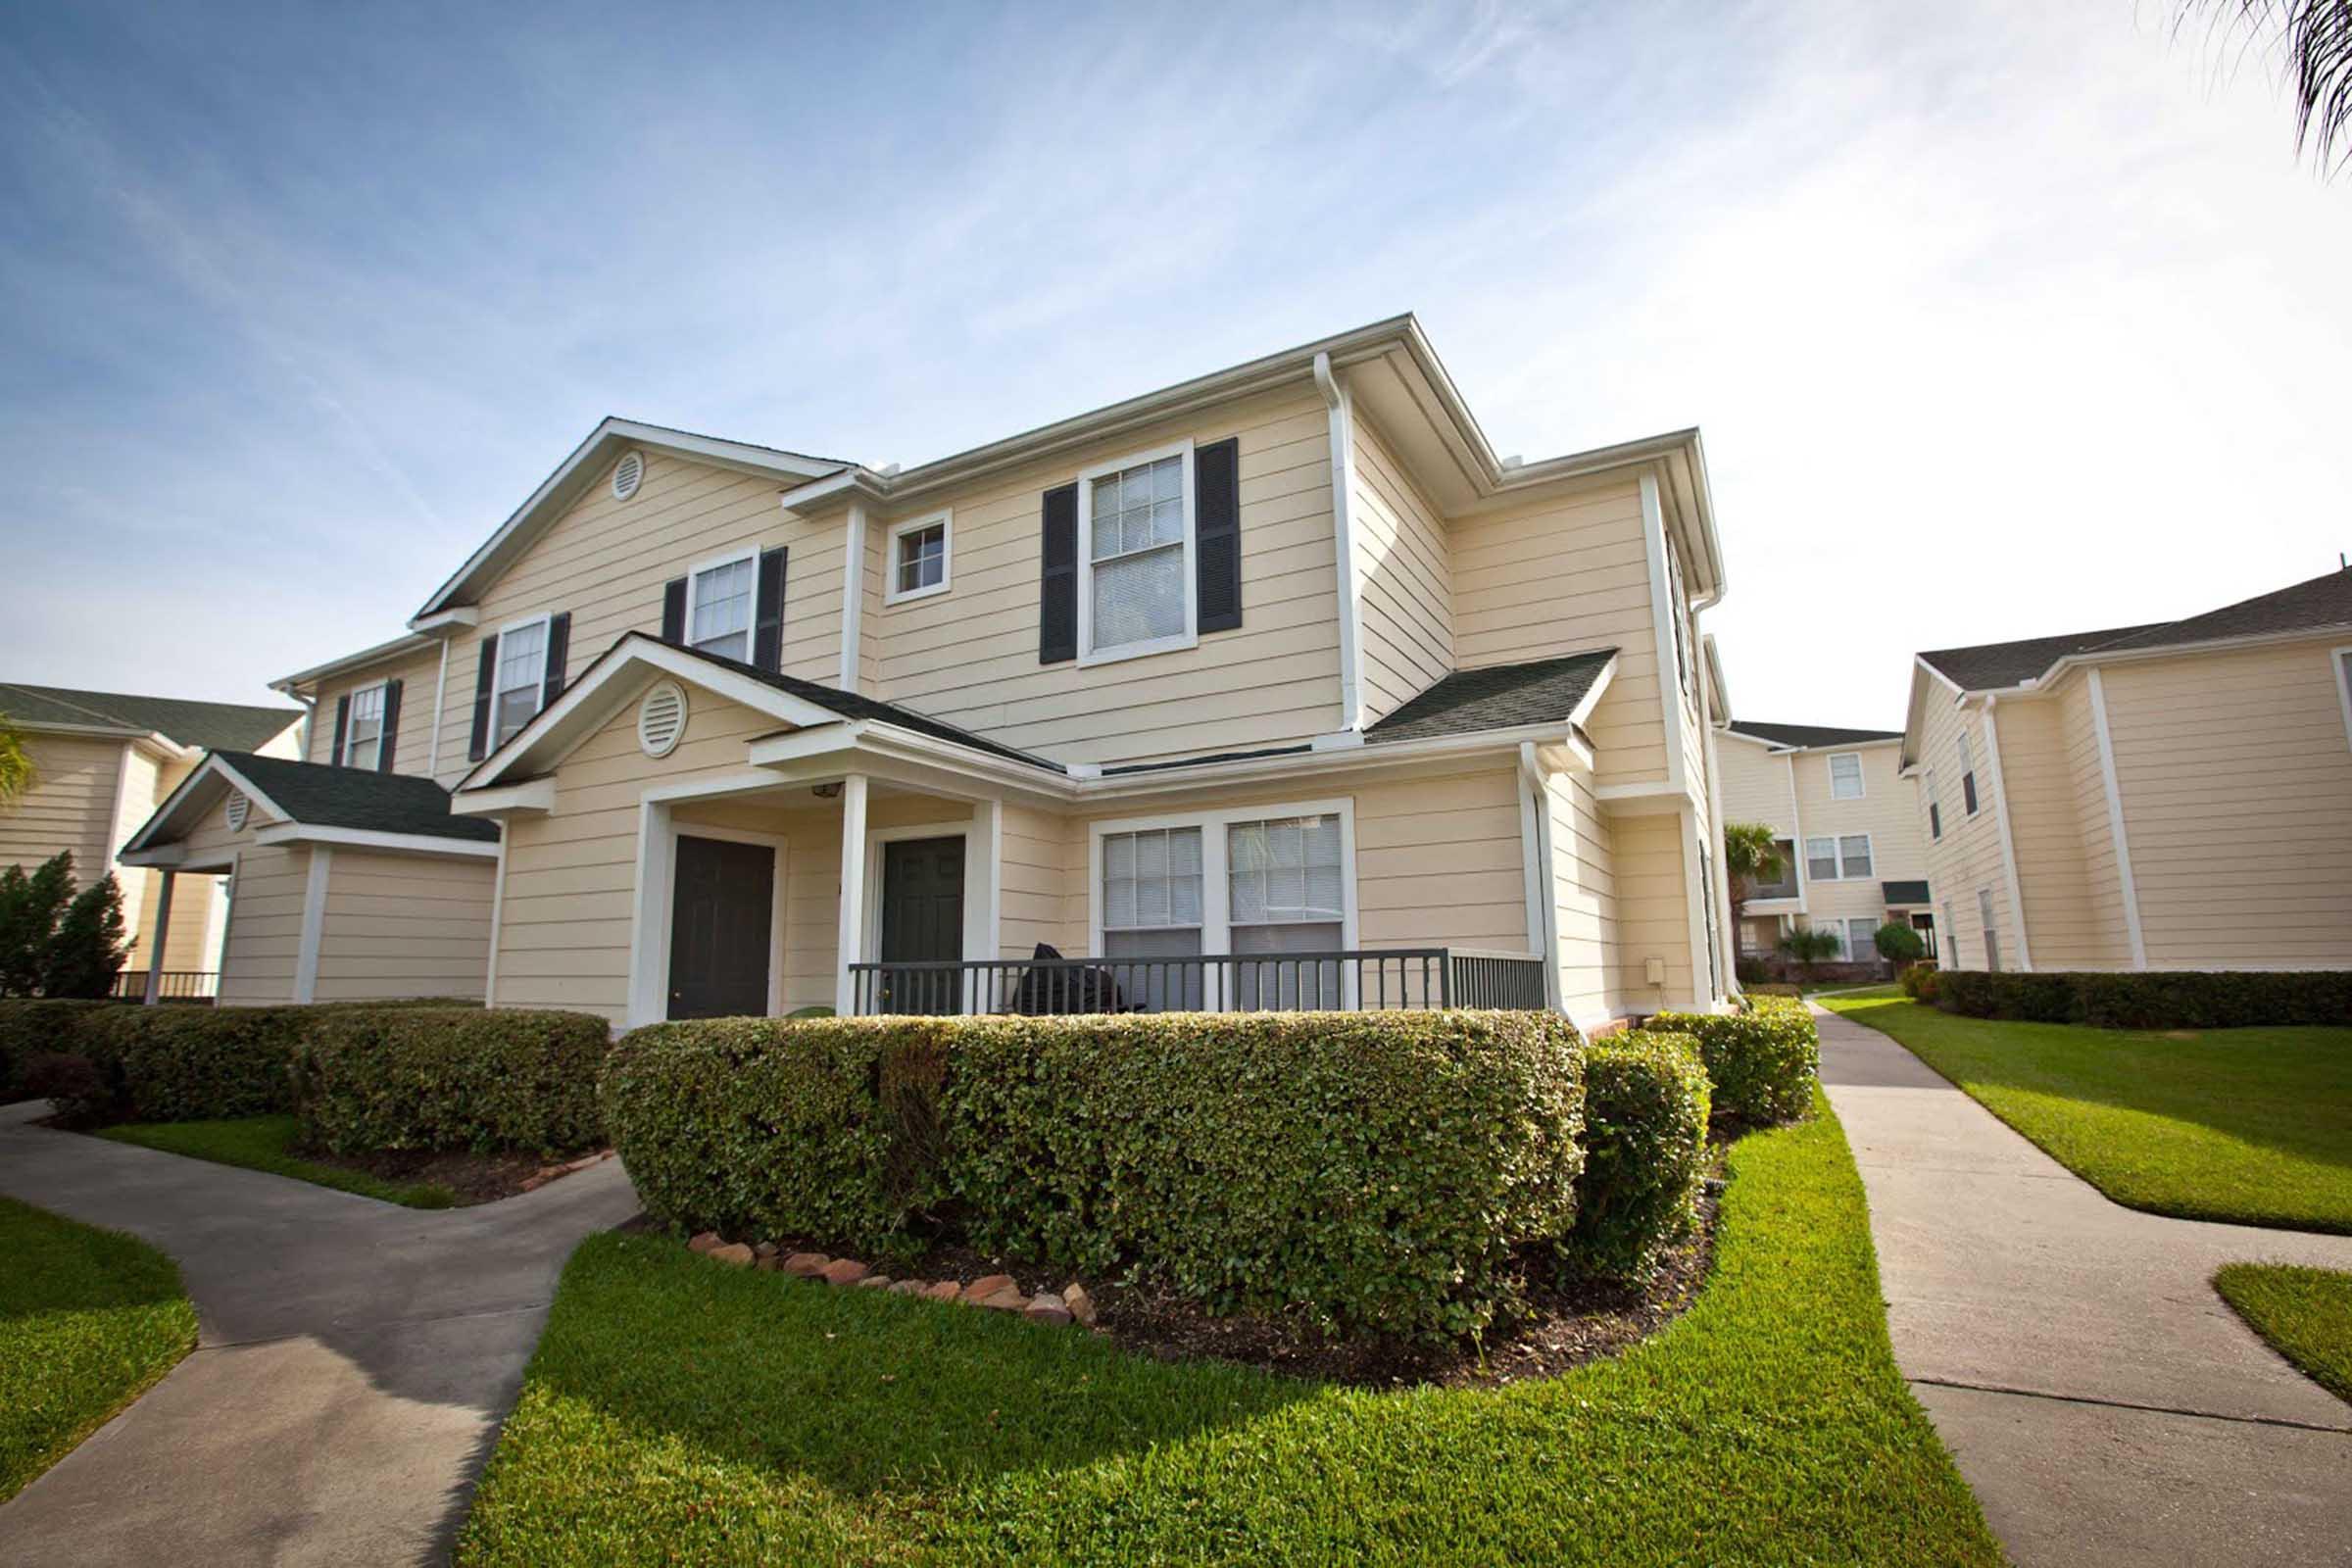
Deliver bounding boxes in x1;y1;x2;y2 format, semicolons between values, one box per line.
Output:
1313;352;1364;733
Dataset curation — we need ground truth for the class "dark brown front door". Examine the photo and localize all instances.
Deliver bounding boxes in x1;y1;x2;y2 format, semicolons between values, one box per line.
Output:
878;836;963;1014
667;835;773;1019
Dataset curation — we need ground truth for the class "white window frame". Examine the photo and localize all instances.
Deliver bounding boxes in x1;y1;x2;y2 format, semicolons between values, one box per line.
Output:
1924;767;1942;841
1847;916;1880;963
1075;437;1198;668
491;612;552;749
683;547;760;662
2332;647;2352;754
1827;751;1865;800
339;679;388;769
1957;729;1980;816
1088;795;1357;969
1803;831;1874;880
883;511;953;606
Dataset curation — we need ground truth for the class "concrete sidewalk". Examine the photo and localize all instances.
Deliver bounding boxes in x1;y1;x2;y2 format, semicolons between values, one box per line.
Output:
1816;1004;2352;1568
0;1099;642;1567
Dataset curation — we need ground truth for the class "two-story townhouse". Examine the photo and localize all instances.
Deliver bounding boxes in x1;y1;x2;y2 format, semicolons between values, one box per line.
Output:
1903;567;2352;973
1714;718;1932;970
1;682;301;997
122;317;1739;1031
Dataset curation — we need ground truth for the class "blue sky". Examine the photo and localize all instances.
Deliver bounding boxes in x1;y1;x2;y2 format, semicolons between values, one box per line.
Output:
4;0;2347;726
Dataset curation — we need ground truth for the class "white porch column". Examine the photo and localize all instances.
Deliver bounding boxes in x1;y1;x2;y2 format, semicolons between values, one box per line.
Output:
834;773;868;1015
294;847;332;1004
142;870;176;1005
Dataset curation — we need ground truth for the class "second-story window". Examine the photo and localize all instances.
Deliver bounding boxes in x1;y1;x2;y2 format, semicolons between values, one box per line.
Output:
1957;730;1980;815
494;619;549;747
341;683;385;769
1080;445;1194;663
887;514;951;604
1829;752;1864;799
686;554;756;662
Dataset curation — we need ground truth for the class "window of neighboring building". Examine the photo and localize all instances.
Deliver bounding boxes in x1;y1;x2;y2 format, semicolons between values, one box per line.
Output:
1828;751;1864;800
341;682;386;769
493;618;549;747
1079;445;1194;664
1847;916;1880;963
1957;730;1980;815
1941;902;1956;966
1750;836;1800;900
1925;768;1942;840
1665;542;1693;702
1978;887;2001;971
887;513;951;605
1805;833;1873;880
685;553;757;662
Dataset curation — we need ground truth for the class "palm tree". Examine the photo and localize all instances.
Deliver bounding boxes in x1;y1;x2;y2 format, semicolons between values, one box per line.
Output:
2175;2;2352;172
0;713;33;809
1721;821;1786;937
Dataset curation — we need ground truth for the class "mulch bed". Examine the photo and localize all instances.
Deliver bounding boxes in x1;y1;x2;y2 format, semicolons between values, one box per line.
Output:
305;1145;598;1205
686;1153;1725;1392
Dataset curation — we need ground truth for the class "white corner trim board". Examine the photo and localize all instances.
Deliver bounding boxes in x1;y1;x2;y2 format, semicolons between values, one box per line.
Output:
1314;350;1365;733
1638;471;1686;796
2085;668;2148;970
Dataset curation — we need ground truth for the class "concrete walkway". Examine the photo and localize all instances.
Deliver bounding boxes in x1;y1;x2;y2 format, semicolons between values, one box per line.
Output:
0;1099;642;1567
1815;1004;2352;1568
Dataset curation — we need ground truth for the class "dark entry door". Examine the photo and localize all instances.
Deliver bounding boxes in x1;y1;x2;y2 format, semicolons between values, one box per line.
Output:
667;835;774;1019
878;836;964;1014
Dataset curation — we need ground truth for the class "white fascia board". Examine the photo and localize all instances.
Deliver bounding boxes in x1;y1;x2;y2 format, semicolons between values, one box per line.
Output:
252;823;501;859
1566;654;1620;729
273;630;438;693
448;777;557;818
410;607;480;633
118;844;185;869
121;755;289;856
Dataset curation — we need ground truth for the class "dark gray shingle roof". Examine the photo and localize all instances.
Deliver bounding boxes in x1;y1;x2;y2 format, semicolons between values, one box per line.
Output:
1916;626;2169;692
1723;720;1901;749
220;752;499;842
0;683;301;752
1364;649;1619;746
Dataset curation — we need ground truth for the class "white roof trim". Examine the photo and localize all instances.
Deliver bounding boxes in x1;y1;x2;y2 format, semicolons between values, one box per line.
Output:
274;629;437;692
415;418;846;621
250;822;498;859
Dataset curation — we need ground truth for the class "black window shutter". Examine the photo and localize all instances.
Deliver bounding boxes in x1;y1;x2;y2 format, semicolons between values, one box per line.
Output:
753;547;788;671
1195;436;1242;634
661;577;688;645
541;612;571;709
377;680;403;774
329;695;350;767
467;633;500;761
1039;483;1078;663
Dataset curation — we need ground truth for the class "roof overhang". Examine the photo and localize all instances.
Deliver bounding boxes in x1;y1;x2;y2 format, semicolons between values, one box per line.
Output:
119;754;499;865
273;629;438;694
414;420;847;622
1702;633;1730;720
122;754;288;859
1721;729;1903;755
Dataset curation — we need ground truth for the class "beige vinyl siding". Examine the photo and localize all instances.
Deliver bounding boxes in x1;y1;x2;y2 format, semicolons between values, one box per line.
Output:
308;647;444;776
2099;642;2352;968
1915;694;2014;970
1608;808;1697;1007
2062;678;2131;961
1786;744;1924;934
436;449;848;786
311;850;494;1002
218;844;307;1006
4;735;122;878
1348;411;1454;725
1546;769;1616;1023
1452;478;1664;788
999;803;1076;957
869;386;1342;766
1994;693;2122;969
1715;736;1796;836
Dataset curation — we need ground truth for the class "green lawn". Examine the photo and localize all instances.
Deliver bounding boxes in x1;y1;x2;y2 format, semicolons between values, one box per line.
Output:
96;1115;457;1208
456;1096;1996;1567
2214;1264;2352;1405
1;1196;198;1501
1821;992;2352;1233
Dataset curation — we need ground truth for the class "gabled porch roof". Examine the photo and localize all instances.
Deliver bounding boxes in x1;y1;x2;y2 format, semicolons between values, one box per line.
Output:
121;751;499;869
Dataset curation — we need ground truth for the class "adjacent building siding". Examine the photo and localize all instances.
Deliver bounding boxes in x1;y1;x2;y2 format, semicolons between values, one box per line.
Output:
1785;743;1924;937
1607;808;1698;1010
1451;478;1664;788
1916;693;2017;970
1349;410;1454;725
435;449;851;786
1995;695;2120;969
1716;735;1795;835
307;646;446;776
5;735;121;880
869;386;1344;765
312;849;494;1002
2100;642;2352;969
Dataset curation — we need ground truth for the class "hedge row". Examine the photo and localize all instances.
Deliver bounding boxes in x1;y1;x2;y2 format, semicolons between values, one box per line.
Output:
1933;969;2352;1030
3;998;604;1153
1568;1030;1711;1282
604;1009;1588;1341
1650;997;1819;1125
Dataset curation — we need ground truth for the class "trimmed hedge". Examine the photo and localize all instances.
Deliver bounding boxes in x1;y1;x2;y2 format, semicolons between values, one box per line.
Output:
0;1000;122;1102
602;1010;1588;1341
1566;1030;1711;1282
294;1008;609;1155
1935;969;2352;1030
1650;999;1819;1126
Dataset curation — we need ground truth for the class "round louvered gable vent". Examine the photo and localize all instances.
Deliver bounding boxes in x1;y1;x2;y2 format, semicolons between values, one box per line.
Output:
612;450;645;501
225;791;249;832
638;681;688;758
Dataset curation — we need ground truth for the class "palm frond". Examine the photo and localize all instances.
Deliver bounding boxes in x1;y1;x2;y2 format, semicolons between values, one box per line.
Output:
2176;1;2352;173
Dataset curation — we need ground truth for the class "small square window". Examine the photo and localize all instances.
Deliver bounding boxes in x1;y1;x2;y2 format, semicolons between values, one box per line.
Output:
1828;753;1864;800
886;514;952;605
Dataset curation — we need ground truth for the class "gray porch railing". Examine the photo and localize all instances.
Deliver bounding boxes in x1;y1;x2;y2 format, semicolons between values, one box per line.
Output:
107;970;220;1002
847;948;1546;1017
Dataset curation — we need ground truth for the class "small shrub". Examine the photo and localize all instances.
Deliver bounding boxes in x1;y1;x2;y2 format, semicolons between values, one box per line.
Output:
1651;1000;1818;1127
1873;922;1927;964
1899;964;1942;1004
1734;956;1771;987
23;1052;115;1125
1566;1031;1711;1282
0;999;122;1100
295;1008;609;1154
0;853;129;1000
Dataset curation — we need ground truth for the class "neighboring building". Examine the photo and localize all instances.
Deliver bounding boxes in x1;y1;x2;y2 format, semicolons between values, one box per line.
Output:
0;683;302;996
1715;718;1933;970
1902;567;2352;973
124;315;1740;1031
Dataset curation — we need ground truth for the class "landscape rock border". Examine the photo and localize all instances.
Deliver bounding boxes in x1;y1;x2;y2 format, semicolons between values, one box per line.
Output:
680;1233;1099;1328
